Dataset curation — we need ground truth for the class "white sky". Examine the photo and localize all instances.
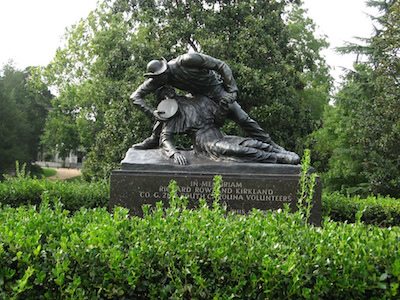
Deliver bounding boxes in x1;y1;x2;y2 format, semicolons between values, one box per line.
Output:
302;0;377;86
0;0;98;69
0;0;377;86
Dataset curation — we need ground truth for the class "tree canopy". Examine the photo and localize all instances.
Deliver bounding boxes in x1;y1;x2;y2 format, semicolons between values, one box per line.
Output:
312;0;400;197
0;65;51;174
41;0;331;179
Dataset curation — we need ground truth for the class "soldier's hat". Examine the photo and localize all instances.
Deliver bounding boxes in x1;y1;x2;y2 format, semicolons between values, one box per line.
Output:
144;57;168;77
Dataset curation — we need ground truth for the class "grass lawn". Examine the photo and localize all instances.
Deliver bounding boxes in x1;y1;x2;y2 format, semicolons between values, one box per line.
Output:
41;167;57;177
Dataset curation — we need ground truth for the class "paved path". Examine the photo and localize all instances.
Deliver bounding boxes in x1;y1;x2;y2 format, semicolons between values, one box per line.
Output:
48;168;81;180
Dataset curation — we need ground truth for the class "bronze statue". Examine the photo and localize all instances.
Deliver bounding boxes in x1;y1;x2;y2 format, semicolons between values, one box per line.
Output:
130;52;299;164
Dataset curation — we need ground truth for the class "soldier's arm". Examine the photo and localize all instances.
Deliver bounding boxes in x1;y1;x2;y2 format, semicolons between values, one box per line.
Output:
130;78;160;118
161;129;188;165
180;52;238;93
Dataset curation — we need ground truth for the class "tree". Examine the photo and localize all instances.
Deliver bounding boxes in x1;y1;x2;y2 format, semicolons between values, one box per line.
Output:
312;0;400;196
41;0;331;179
0;67;27;173
0;64;51;174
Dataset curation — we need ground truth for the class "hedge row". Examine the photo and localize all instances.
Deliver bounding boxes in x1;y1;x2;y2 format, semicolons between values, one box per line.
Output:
323;192;400;227
2;177;400;227
0;195;399;299
0;177;109;212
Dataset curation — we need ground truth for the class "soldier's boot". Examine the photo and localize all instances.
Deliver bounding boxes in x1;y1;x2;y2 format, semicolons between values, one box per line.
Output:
276;152;300;165
269;141;292;154
132;135;160;149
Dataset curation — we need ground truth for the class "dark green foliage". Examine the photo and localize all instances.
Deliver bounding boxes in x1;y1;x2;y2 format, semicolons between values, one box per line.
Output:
0;195;400;299
2;172;400;228
40;0;331;179
0;65;51;174
312;0;400;196
323;192;400;227
0;176;108;212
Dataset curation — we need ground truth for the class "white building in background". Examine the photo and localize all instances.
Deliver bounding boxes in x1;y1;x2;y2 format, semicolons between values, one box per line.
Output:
36;150;84;169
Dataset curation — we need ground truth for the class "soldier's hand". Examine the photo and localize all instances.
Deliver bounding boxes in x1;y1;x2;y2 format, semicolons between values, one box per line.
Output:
153;110;165;120
173;152;188;165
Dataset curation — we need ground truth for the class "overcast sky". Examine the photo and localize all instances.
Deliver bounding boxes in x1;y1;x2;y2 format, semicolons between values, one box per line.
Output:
0;0;376;85
302;0;377;85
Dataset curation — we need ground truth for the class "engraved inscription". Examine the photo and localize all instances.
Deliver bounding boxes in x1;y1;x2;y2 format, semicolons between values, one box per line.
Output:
137;178;293;203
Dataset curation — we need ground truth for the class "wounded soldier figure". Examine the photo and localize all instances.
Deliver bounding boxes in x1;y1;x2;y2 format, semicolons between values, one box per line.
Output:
155;86;300;166
130;52;286;152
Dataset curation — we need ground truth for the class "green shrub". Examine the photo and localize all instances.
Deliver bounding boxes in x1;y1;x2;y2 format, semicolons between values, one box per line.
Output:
2;157;400;229
0;176;109;212
323;192;400;226
0;193;399;299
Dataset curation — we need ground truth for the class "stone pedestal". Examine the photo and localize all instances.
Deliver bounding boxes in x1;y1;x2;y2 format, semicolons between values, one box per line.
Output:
110;149;322;225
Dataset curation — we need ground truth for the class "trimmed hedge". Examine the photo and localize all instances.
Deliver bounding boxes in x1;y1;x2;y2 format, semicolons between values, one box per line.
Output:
323;192;400;227
1;196;400;299
2;177;400;227
0;177;109;212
